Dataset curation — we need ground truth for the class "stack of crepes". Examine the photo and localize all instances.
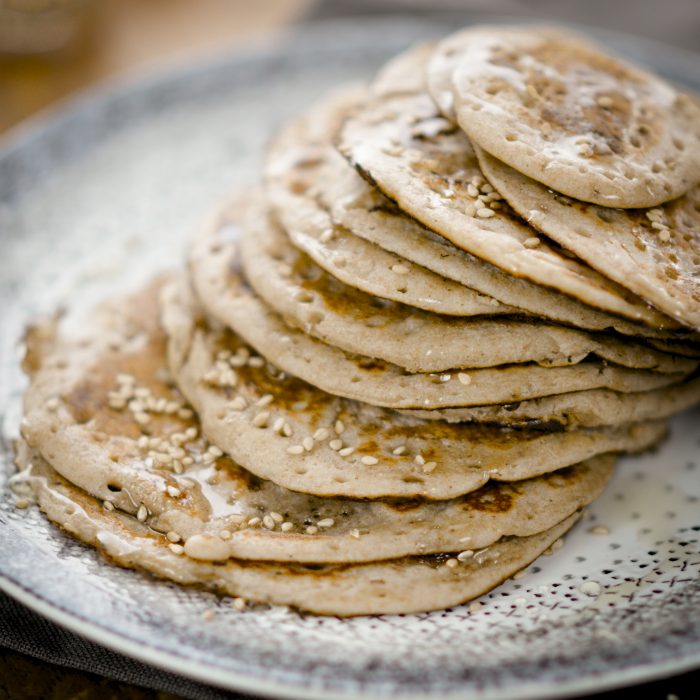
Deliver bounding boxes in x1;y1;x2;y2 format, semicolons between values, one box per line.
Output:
18;25;700;616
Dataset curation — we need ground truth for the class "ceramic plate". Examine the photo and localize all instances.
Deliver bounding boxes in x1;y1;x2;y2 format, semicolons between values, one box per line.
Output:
1;15;699;700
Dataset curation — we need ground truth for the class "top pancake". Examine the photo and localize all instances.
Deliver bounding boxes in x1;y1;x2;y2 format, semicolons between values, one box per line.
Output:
337;50;675;327
429;25;700;208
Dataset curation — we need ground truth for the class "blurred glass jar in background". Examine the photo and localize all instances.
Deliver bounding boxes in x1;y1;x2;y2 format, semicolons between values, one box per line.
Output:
0;0;91;54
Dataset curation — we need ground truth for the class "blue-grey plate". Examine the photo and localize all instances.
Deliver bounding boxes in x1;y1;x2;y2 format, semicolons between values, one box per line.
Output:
1;15;699;700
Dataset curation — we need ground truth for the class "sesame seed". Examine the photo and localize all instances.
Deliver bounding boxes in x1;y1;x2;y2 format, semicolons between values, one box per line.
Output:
414;454;425;466
339;446;355;457
14;498;29;510
46;397;60;411
256;394;273;407
232;597;246;611
580;580;602;597
596;95;613;108
252;411;270;428
361;456;378;465
219;529;232;540
313;428;329;441
270;511;284;523
422;461;437;474
523;237;541;248
317;518;335;528
169;544;185;555
166;531;181;543
329;439;343;451
137;435;149;449
178;408;194;419
230;396;247;411
208;445;223;458
469;602;482;613
476;207;495;218
185;427;198;440
166;486;181;498
286;445;304;455
103;501;115;511
658;230;671;242
392;445;406;456
457;550;474;561
334;420;345;435
589;525;610;535
282;423;293;437
262;515;275;530
305;526;319;535
281;522;294;532
320;228;335;243
445;558;459;569
272;417;285;432
302;437;315;451
466;183;479;198
136;504;148;522
350;529;361;539
277;263;292;277
182;456;194;466
457;373;471;386
512;570;527;580
391;264;410;275
247;517;261;526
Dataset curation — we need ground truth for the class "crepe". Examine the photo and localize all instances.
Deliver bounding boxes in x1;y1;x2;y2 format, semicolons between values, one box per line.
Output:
337;53;676;327
319;149;681;339
239;199;696;375
403;375;700;429
22;447;581;616
429;25;700;208
187;214;686;410
163;280;666;500
477;146;700;331
265;87;517;318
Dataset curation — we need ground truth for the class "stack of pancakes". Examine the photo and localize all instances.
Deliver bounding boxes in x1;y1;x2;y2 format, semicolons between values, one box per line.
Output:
18;25;700;616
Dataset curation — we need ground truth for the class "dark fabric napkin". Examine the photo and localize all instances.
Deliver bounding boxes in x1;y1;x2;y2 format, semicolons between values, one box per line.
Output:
0;592;251;699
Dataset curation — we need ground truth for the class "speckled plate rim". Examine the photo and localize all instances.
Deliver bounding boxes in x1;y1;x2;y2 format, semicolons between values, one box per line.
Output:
2;573;699;700
1;14;700;700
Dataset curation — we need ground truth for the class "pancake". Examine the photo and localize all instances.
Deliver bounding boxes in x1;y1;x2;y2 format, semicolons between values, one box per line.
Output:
22;447;582;616
239;199;696;375
187;213;686;410
337;48;677;327
477;146;700;331
265;88;517;318
17;424;614;564
319;150;684;340
403;375;700;429
19;276;626;542
430;26;700;208
163;280;666;500
16;283;615;565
